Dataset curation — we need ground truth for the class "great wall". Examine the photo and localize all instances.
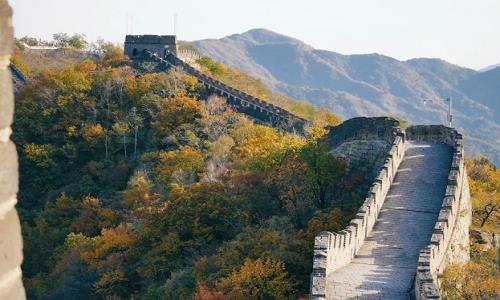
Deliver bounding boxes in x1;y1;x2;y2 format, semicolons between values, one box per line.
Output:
0;11;472;298
310;121;471;299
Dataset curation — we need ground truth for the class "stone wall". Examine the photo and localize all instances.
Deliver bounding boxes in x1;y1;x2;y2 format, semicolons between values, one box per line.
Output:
310;118;405;299
411;126;471;300
0;0;26;298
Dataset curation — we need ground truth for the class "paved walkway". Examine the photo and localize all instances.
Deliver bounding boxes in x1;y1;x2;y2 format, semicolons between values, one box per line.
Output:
326;141;452;299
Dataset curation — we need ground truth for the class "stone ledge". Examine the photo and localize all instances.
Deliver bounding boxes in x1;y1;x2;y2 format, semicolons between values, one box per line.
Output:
0;66;14;129
0;208;23;277
0;1;14;57
0;267;26;300
0;141;18;207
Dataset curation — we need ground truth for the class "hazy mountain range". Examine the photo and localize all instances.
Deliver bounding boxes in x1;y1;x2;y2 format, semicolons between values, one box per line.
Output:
192;29;500;164
480;63;500;72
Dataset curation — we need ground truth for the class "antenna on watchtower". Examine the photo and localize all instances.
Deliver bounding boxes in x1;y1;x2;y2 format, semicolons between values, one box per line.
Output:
174;13;178;36
131;16;134;34
126;14;129;34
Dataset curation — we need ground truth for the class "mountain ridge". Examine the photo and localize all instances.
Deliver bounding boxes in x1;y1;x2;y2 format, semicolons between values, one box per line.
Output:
479;63;500;72
192;28;500;164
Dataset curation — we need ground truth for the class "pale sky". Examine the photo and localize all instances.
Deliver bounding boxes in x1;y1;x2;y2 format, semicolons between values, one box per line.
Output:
9;0;500;70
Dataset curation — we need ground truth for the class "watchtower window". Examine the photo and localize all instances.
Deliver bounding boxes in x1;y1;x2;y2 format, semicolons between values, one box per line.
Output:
163;48;169;57
132;48;138;56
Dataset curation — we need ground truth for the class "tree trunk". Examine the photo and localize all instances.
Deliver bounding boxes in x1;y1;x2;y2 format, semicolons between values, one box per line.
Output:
480;204;498;227
123;134;127;157
104;134;109;159
134;127;138;158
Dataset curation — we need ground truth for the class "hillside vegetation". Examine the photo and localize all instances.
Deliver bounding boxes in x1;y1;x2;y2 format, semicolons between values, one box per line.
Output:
11;40;367;299
440;158;500;299
195;56;322;121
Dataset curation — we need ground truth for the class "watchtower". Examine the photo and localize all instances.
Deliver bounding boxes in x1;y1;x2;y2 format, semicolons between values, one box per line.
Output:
124;35;177;60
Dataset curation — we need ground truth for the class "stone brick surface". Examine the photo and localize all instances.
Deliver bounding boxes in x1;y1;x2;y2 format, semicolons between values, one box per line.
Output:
0;141;18;207
0;68;14;129
0;1;14;57
0;68;14;130
0;209;23;276
326;141;451;299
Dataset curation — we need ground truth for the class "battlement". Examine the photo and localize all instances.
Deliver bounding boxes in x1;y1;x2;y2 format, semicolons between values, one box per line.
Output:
124;34;177;60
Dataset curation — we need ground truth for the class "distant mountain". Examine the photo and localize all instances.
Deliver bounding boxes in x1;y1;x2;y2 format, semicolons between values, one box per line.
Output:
193;29;500;164
479;63;500;72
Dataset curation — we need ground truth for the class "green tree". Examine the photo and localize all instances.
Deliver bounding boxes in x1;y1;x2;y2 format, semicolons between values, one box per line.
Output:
300;142;347;208
53;33;88;49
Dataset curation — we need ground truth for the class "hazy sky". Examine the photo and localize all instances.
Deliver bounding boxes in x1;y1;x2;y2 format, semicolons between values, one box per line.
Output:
9;0;500;70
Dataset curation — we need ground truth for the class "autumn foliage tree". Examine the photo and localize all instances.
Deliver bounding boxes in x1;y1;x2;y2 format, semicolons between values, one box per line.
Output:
14;42;354;299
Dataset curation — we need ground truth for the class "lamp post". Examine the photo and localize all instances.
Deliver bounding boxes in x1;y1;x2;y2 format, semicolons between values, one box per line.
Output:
423;97;453;127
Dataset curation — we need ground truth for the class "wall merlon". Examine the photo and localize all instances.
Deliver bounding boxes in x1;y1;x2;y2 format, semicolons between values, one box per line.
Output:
433;222;446;235
438;210;451;224
445;185;458;198
448;170;459;185
430;234;442;246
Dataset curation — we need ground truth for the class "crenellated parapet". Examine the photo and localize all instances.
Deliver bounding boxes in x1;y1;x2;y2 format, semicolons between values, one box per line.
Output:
310;118;405;300
411;126;471;300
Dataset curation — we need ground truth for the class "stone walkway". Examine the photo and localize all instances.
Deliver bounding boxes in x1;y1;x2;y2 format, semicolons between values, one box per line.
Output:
326;141;452;299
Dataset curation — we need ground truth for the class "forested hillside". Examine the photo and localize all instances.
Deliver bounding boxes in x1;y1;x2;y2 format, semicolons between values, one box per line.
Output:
440;158;500;298
11;41;371;299
193;28;500;164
